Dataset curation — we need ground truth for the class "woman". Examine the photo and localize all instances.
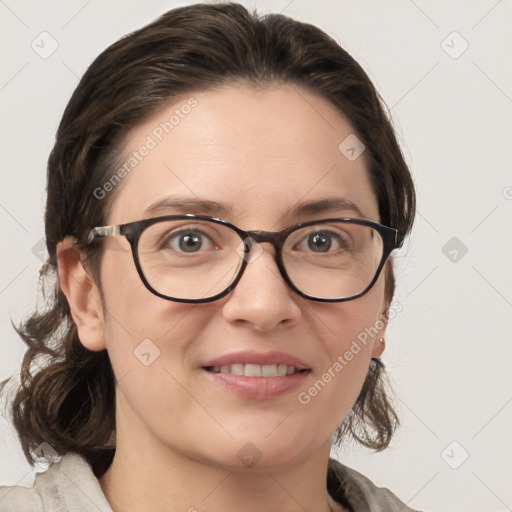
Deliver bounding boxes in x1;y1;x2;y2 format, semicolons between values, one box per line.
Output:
0;3;418;511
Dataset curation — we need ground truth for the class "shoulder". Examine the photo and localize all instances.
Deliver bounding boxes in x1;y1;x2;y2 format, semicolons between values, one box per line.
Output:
0;483;44;512
0;453;112;512
328;458;424;512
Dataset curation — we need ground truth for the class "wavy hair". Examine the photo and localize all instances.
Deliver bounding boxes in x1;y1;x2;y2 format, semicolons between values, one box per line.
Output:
1;2;414;477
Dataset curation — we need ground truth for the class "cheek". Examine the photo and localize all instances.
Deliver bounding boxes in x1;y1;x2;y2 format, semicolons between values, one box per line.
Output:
317;275;386;354
98;267;214;442
98;250;204;380
300;280;386;414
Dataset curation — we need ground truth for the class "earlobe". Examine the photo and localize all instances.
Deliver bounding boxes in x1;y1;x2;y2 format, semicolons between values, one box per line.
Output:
371;300;389;359
371;336;386;358
56;237;106;351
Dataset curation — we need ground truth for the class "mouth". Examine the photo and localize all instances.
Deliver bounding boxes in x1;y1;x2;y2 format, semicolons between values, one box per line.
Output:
202;366;311;400
203;363;310;377
200;352;312;400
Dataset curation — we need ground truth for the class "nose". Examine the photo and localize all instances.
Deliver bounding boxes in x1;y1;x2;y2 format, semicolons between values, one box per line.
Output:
221;243;302;332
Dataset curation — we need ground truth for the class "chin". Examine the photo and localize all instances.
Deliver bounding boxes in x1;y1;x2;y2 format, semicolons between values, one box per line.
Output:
193;430;325;474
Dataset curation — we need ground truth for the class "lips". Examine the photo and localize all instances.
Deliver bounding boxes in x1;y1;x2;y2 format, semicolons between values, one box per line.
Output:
201;351;311;400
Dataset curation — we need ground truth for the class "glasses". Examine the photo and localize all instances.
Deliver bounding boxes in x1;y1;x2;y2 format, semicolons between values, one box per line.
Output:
86;215;400;303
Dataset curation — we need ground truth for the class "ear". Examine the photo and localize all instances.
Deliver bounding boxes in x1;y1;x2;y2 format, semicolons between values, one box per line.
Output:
56;237;106;351
371;299;389;359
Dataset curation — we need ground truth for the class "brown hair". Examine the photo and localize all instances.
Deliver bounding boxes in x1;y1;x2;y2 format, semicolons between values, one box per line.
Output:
1;2;415;477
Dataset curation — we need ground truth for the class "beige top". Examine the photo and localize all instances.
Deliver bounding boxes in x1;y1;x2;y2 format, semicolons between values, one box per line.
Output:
0;453;421;512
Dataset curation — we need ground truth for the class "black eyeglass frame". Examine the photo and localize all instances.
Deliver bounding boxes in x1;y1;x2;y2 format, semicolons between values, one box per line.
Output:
86;214;400;304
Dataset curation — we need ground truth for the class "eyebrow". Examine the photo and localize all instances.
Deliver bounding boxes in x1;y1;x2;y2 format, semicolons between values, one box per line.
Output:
145;196;233;217
145;195;366;219
286;197;365;219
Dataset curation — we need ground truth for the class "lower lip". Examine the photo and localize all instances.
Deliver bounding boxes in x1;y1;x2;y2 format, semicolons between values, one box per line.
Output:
202;369;310;400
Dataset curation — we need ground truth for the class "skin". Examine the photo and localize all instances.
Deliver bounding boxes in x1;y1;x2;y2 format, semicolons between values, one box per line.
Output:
57;83;388;512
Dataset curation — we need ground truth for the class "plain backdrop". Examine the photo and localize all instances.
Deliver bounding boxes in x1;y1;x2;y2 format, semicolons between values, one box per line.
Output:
1;1;511;511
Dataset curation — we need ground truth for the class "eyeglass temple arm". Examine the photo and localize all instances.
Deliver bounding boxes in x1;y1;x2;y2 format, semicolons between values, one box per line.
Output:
87;225;122;244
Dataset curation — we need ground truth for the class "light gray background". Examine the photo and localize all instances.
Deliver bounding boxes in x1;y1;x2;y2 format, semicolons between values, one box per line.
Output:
1;1;511;510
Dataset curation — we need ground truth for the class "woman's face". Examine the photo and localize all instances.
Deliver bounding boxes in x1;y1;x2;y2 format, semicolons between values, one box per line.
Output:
81;84;388;471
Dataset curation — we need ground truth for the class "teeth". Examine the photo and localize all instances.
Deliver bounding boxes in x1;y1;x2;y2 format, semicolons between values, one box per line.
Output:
230;363;244;375
277;364;288;376
244;364;261;377
261;364;277;377
209;363;301;377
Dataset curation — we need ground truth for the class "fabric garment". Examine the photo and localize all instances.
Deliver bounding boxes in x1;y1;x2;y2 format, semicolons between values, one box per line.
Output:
0;452;421;512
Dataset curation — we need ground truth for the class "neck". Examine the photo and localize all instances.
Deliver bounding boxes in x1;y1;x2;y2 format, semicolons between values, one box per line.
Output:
99;425;344;512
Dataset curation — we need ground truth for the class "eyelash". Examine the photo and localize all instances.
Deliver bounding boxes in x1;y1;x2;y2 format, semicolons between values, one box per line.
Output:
160;228;215;251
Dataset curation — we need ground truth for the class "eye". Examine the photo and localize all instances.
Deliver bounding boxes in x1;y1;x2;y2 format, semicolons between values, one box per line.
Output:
163;228;216;253
294;229;348;254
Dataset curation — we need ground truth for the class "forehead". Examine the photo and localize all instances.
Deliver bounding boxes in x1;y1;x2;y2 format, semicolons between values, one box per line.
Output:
107;83;379;228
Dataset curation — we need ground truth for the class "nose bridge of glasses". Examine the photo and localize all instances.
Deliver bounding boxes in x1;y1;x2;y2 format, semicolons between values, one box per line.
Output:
244;230;283;253
237;230;288;289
